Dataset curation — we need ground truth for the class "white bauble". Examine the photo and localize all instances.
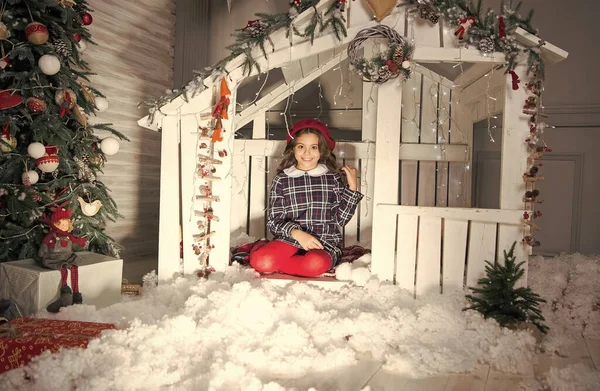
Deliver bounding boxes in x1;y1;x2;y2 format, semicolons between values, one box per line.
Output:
22;170;39;185
77;40;87;52
100;137;120;156
401;60;411;69
27;142;46;159
38;54;61;75
95;96;109;112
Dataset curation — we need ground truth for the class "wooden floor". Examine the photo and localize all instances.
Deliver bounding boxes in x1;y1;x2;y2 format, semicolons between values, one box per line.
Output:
122;258;599;390
277;339;599;390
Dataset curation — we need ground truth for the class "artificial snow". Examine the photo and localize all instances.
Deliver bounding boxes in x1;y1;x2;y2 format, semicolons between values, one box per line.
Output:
335;254;372;286
0;253;597;391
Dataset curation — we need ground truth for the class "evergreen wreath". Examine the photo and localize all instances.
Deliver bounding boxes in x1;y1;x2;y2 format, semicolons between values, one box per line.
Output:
464;242;549;334
348;25;414;84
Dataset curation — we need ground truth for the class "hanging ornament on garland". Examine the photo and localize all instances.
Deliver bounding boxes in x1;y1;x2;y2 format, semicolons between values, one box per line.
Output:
0;55;11;70
1;126;16;152
36;145;60;173
454;16;475;40
57;0;76;8
77;196;102;217
55;88;76;118
26;97;47;114
364;0;397;22
94;96;109;112
38;54;61;75
72;105;87;127
77;39;87;53
100;137;120;156
73;33;82;42
0;90;23;110
0;22;10;41
478;37;495;54
28;142;46;159
81;12;93;26
498;16;507;39
348;25;414;84
22;170;39;186
25;22;49;45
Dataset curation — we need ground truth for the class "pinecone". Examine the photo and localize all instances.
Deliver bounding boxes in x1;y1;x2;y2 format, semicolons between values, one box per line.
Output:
418;4;439;24
51;37;72;58
478;37;495;54
249;22;267;38
392;45;405;67
377;65;392;83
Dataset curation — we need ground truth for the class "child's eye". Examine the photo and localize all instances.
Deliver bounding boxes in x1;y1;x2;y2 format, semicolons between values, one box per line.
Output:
311;145;318;150
296;145;304;150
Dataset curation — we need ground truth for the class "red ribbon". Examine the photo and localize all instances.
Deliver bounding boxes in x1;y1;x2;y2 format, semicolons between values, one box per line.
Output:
509;71;520;90
498;17;506;39
1;124;10;138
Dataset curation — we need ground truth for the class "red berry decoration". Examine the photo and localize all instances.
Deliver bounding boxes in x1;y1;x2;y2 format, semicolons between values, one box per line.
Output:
523;212;529;220
26;97;47;114
73;33;82;42
82;12;93;26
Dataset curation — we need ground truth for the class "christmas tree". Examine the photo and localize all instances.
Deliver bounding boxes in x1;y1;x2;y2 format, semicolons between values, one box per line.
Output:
464;242;549;333
0;0;127;261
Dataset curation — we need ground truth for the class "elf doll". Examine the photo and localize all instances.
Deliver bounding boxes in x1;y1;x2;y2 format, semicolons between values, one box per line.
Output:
37;207;87;313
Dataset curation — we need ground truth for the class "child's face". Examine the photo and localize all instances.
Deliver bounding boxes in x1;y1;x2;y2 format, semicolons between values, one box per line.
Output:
54;218;70;232
294;133;320;171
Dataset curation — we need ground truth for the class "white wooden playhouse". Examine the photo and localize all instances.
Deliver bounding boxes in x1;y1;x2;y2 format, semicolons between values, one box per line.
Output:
139;0;567;295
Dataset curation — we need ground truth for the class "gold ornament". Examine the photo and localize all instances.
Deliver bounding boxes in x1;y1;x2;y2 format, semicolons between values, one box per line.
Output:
77;196;102;216
0;23;10;40
79;84;96;104
58;0;77;8
0;134;17;152
73;105;88;127
365;0;397;22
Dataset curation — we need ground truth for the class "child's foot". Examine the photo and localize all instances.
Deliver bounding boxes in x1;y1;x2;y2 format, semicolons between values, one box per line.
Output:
46;286;73;313
72;292;83;305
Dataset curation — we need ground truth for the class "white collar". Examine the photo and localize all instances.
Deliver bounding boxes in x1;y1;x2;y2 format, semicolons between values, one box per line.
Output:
283;164;329;178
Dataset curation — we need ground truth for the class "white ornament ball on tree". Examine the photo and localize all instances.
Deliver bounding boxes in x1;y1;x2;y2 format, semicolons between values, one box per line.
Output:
38;54;61;75
22;170;39;185
401;60;411;69
100;137;120;156
77;40;87;52
95;96;109;112
27;142;46;159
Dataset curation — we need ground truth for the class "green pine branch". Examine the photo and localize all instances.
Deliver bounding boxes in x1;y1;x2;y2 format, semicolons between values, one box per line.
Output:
464;242;549;334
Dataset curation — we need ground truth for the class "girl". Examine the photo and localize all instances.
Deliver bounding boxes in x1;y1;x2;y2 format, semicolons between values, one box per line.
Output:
249;119;363;277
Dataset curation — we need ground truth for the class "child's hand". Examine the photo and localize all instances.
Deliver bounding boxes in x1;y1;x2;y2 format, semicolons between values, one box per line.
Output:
341;165;359;191
291;229;324;251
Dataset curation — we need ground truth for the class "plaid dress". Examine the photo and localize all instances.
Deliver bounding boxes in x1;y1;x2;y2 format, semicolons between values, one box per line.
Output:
267;164;364;265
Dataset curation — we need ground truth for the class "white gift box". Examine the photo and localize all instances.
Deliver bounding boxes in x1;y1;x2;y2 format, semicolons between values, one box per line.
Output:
0;251;123;316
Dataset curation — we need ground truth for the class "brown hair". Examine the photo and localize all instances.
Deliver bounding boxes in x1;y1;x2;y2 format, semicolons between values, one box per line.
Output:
277;128;339;174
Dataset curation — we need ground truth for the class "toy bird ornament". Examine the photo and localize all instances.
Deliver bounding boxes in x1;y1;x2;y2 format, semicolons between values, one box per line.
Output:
77;196;102;216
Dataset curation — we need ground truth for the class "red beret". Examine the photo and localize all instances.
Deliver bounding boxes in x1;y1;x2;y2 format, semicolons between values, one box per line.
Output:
287;119;335;151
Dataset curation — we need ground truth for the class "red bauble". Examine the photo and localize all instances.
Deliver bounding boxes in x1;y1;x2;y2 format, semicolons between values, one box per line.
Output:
82;12;93;25
25;22;49;45
73;33;82;42
26;97;47;114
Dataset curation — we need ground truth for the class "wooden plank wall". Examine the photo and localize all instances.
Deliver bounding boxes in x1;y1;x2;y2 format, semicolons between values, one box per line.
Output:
86;0;176;260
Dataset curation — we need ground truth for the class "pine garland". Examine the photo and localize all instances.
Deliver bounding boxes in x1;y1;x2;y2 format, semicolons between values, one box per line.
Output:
399;0;544;79
464;242;549;333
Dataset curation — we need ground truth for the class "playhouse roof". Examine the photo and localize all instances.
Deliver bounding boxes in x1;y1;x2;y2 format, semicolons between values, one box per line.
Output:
138;0;567;132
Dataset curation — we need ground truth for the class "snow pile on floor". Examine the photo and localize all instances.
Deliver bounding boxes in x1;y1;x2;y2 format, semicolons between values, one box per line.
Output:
2;264;537;390
334;254;372;286
528;253;600;352
540;364;600;391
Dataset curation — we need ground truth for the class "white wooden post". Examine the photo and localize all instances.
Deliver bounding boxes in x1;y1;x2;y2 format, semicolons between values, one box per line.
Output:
360;55;377;248
499;63;529;276
371;81;402;281
157;114;182;282
248;111;267;239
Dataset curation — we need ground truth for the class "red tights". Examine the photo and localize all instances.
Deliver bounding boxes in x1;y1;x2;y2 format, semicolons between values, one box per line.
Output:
249;240;332;277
